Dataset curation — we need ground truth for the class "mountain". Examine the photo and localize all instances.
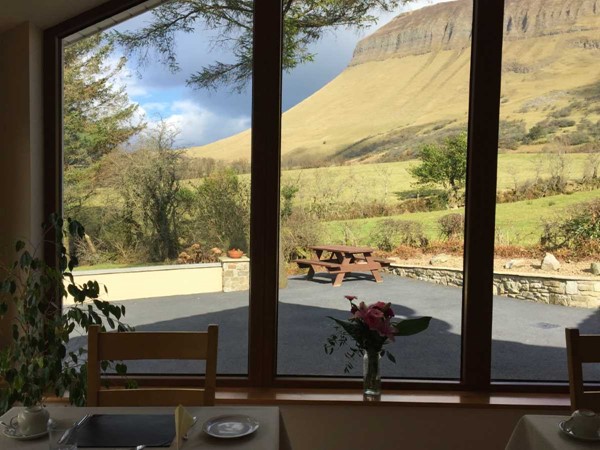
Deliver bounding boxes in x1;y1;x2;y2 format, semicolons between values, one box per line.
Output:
186;0;600;163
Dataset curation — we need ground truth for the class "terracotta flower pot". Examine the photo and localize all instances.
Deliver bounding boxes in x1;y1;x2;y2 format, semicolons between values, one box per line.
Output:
227;249;244;258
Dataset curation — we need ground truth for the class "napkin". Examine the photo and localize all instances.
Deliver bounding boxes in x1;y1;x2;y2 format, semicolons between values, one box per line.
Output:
175;405;195;449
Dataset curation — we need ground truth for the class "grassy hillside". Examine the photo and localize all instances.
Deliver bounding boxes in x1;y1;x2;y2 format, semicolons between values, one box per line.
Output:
185;5;600;163
323;189;600;247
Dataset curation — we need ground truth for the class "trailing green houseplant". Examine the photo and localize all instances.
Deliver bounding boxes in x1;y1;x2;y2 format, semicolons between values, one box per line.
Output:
0;215;132;413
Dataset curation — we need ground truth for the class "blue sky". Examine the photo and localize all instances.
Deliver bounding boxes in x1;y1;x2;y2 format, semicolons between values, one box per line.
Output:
111;0;446;148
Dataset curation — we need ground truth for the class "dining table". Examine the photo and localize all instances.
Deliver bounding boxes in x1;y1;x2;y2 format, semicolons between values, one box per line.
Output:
0;406;292;450
505;414;599;449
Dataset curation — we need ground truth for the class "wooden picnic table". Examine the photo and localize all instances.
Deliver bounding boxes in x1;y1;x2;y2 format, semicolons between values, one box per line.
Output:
293;244;390;287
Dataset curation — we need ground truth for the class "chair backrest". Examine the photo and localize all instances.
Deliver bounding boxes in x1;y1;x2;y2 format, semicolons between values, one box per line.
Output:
565;328;600;411
87;324;218;407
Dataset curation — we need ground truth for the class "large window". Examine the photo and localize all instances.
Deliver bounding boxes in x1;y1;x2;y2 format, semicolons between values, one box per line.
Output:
491;0;600;382
61;3;253;376
276;0;474;380
45;0;594;392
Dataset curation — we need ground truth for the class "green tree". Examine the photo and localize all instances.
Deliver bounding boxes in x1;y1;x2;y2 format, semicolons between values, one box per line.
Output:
113;0;404;92
409;133;467;207
193;169;250;251
113;123;184;261
63;33;144;215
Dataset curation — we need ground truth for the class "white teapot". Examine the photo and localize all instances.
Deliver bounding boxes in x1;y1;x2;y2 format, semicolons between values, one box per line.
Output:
562;409;600;439
10;406;49;436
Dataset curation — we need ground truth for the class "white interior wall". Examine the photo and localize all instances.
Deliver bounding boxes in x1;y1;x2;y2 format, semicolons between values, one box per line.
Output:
0;21;44;347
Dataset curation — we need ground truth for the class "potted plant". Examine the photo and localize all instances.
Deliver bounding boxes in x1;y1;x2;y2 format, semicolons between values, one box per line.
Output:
0;215;132;421
226;236;247;259
325;296;431;398
226;248;244;258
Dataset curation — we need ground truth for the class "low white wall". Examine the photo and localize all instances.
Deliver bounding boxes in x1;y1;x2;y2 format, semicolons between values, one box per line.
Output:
68;263;222;303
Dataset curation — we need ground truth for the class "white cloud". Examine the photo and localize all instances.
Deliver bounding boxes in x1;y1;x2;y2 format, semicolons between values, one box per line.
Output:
143;99;250;148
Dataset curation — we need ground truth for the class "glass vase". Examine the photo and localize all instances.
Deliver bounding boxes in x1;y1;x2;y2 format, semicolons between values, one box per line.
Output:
363;350;381;399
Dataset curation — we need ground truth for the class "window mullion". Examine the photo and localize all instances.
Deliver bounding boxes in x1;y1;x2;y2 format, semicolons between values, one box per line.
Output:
461;0;505;389
248;0;284;387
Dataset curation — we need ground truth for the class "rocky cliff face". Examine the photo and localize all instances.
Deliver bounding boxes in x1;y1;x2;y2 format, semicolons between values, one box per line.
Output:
351;0;600;65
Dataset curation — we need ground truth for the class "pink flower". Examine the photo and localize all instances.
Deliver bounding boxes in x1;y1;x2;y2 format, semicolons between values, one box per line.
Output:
372;301;395;318
345;295;357;301
353;302;396;340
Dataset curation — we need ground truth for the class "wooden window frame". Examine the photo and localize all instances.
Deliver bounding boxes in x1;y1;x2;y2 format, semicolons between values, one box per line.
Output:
42;0;569;395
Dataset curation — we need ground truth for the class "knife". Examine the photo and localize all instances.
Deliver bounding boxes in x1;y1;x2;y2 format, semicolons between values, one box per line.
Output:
57;413;92;444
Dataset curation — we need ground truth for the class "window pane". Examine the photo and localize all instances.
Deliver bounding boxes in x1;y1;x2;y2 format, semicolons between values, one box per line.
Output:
491;0;600;381
63;4;252;375
277;0;473;379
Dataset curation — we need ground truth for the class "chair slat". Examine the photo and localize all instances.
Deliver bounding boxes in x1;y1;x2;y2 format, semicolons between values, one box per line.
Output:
98;388;206;407
566;328;600;411
87;324;218;407
98;331;211;360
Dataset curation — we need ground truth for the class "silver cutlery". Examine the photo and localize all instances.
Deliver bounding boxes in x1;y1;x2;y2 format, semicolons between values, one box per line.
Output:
57;413;91;444
183;416;198;440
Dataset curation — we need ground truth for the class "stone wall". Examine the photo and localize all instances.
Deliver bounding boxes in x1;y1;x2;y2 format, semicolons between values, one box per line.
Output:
388;264;600;308
220;256;250;292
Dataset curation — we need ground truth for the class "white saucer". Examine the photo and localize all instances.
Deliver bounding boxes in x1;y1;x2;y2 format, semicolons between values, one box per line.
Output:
559;420;600;441
202;415;259;439
2;427;48;440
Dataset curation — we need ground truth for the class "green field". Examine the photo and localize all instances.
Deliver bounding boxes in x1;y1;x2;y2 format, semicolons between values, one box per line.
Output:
183;153;592;209
280;153;591;207
99;152;592;209
322;189;600;247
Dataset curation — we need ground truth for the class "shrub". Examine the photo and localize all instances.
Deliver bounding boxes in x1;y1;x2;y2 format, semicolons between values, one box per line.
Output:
193;168;250;252
563;131;589;146
281;210;323;261
371;219;428;251
390;244;421;259
427;240;464;255
548;119;576;128
498;120;527;149
438;213;465;240
523;123;554;144
494;245;537;258
550;106;573;118
540;199;600;256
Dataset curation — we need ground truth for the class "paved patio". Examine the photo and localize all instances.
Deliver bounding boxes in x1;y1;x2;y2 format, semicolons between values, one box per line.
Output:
71;272;600;382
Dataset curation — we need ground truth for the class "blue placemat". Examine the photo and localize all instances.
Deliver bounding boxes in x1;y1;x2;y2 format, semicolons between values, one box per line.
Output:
75;414;175;448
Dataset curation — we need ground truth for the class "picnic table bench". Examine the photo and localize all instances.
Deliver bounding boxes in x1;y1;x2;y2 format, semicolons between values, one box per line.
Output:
293;245;392;287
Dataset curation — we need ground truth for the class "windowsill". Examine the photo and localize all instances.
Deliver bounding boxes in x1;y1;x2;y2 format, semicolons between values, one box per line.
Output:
215;388;571;410
41;386;570;410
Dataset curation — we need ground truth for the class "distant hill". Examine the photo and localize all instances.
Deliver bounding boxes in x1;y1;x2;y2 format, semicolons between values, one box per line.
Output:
186;0;600;163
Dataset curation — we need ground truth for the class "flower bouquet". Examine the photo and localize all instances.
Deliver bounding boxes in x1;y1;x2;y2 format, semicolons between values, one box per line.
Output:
325;296;431;397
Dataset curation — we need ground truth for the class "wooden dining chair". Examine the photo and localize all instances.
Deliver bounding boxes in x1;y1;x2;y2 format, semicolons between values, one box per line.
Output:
87;324;218;407
565;328;600;411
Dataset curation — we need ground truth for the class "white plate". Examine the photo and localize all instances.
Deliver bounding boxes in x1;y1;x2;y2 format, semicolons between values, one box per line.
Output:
202;415;259;439
2;427;48;440
559;420;600;441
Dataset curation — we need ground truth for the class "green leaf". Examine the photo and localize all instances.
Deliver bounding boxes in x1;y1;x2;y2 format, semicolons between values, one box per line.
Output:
386;351;396;363
115;363;127;376
19;251;32;268
15;241;25;252
393;317;432;336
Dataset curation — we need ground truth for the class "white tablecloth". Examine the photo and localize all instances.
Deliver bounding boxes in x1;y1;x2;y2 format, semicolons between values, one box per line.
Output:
0;406;292;450
506;415;600;450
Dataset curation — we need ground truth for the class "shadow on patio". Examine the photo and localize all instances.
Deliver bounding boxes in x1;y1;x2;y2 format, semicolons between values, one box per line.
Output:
69;273;600;382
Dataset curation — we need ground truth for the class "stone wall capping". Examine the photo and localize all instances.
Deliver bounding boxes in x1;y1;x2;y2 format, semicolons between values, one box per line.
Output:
389;264;599;281
388;263;600;308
